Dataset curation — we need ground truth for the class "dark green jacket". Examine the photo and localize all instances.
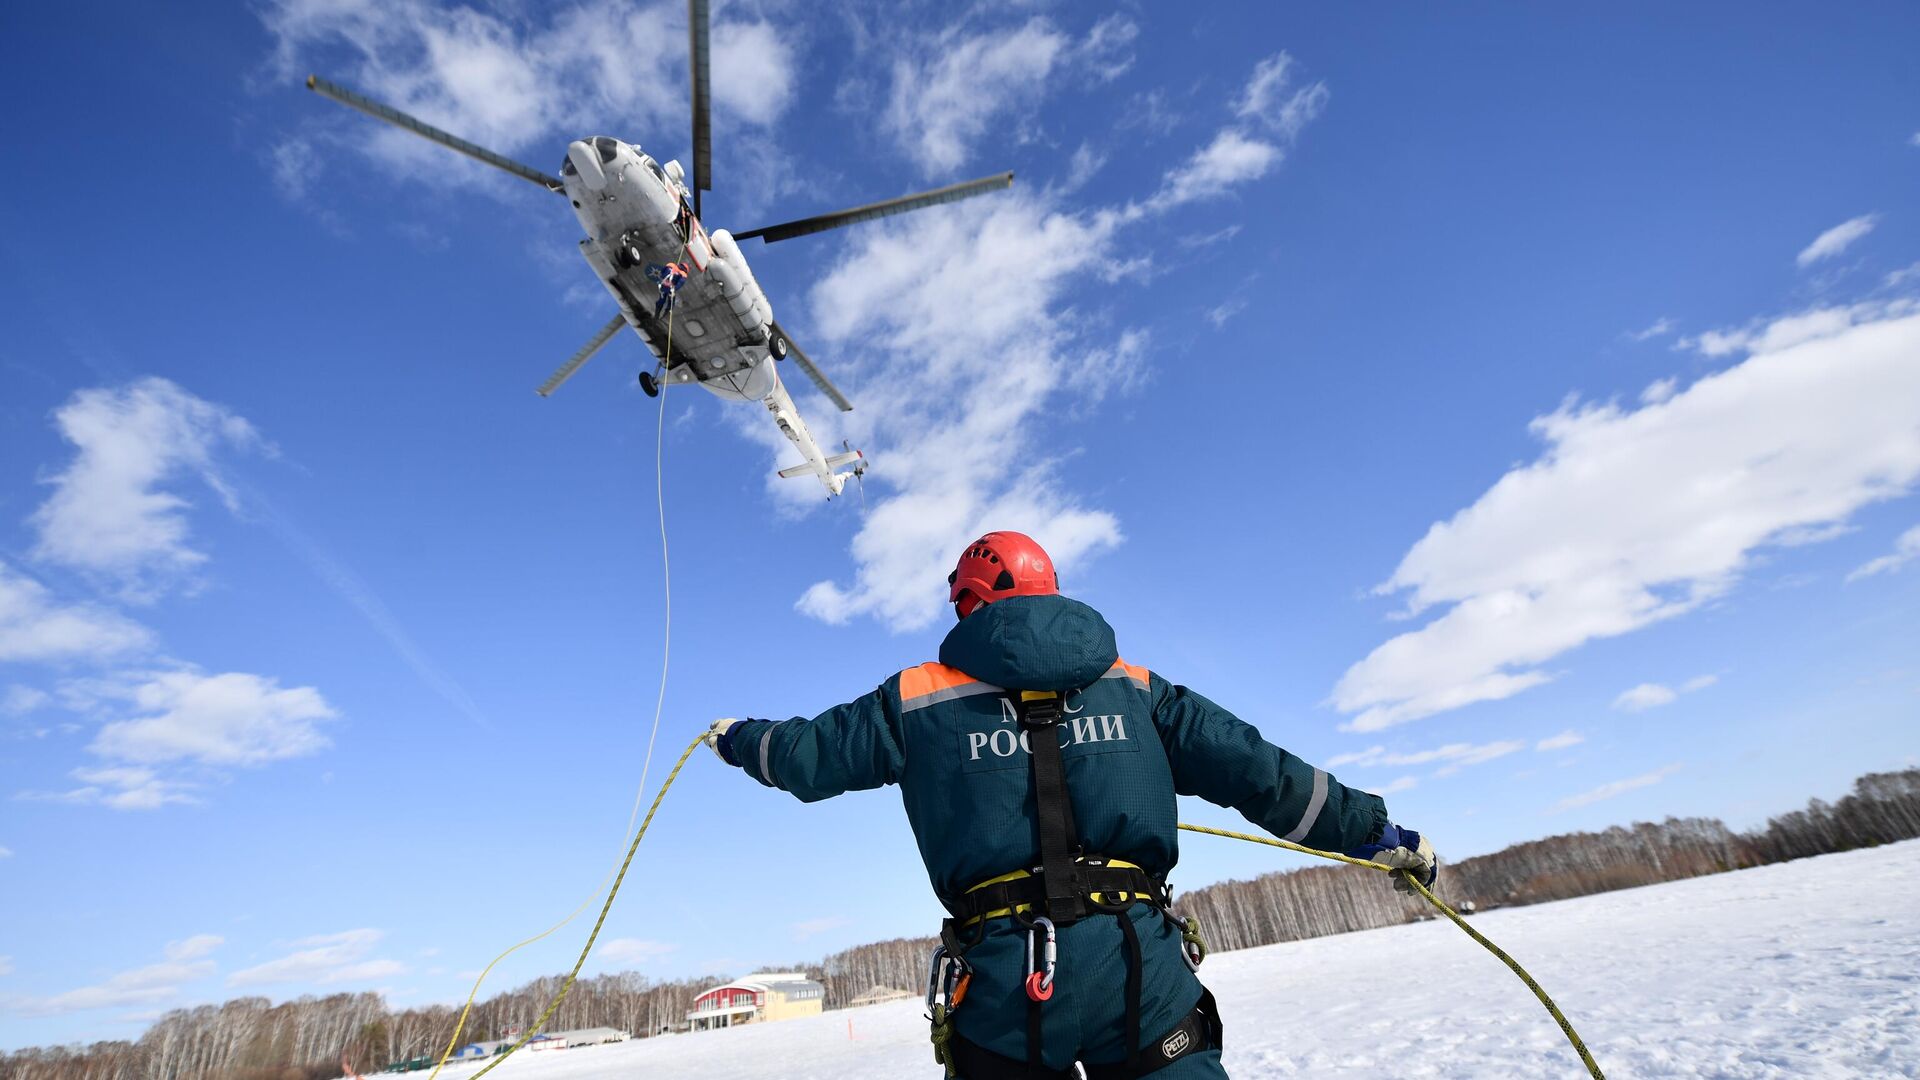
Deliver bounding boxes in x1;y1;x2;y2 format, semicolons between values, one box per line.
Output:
726;594;1388;910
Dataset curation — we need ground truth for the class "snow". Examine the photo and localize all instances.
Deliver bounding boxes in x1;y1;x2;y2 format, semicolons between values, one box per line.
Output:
418;842;1920;1078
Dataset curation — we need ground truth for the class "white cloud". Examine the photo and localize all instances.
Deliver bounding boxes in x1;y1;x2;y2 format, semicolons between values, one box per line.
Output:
1181;225;1243;250
761;51;1321;630
787;193;1128;630
270;137;320;201
1369;776;1418;796
1847;524;1920;582
1535;730;1584;752
14;939;218;1015
792;916;850;941
1060;142;1107;195
1234;52;1329;140
884;18;1069;176
1628;317;1677;342
0;846;12;859
597;938;677;966
228;929;404;987
18;765;200;811
1206;299;1248;329
165;935;224;962
1551;765;1681;813
1327;739;1527;773
708;19;796;127
0;561;152;663
84;669;336;767
877;14;1137;177
1613;683;1677;712
2;685;50;716
262;0;793;186
31;378;261;601
1796;214;1879;267
1150;130;1282;211
1639;377;1679;405
1683;297;1918;358
0;956;12;975
1614;673;1717;712
1123;54;1325;221
1075;14;1139;83
1334;308;1920;731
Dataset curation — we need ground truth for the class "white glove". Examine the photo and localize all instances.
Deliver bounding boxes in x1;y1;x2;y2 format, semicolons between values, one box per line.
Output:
1373;832;1438;895
706;718;742;763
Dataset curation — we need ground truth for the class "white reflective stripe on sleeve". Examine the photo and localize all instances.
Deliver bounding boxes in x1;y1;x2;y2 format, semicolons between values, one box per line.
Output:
758;727;776;788
1281;768;1329;844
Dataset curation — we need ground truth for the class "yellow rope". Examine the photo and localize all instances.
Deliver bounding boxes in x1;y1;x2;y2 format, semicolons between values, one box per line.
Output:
1176;822;1605;1079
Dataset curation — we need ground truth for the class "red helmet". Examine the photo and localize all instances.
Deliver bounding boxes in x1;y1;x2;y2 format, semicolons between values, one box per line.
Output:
949;531;1059;619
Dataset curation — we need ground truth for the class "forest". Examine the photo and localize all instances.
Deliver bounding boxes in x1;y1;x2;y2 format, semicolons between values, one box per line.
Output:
5;768;1916;1080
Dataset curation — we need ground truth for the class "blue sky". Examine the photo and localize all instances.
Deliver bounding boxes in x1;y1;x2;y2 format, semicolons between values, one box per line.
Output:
4;0;1919;1050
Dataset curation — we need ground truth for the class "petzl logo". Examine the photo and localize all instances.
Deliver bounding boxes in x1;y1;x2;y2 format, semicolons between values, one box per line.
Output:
1161;1030;1190;1059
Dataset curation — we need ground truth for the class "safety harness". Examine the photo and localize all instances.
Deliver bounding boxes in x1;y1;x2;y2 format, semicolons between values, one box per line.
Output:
928;691;1218;1080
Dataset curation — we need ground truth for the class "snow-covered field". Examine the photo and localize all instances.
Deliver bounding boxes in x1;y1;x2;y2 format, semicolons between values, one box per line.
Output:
421;841;1920;1078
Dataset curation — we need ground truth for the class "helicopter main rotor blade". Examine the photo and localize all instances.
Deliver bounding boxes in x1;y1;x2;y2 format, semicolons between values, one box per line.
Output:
687;0;713;220
537;314;629;397
306;75;564;194
733;171;1014;244
774;322;853;412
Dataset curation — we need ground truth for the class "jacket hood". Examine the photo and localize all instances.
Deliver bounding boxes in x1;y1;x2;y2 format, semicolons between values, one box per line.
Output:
938;594;1119;691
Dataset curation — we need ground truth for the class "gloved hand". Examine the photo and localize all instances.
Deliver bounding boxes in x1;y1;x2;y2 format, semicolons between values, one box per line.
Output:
1347;823;1438;894
706;718;742;764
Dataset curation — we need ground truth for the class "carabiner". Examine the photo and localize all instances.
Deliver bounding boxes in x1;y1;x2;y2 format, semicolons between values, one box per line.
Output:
1023;915;1058;1002
925;946;972;1013
1177;915;1207;972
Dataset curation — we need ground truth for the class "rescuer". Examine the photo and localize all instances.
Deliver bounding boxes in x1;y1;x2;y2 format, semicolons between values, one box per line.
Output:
706;531;1438;1078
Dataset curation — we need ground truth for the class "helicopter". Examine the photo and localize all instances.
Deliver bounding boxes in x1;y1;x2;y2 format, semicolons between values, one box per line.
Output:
305;0;1013;496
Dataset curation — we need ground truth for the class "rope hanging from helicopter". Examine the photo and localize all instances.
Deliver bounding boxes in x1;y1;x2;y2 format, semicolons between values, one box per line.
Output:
419;308;679;1080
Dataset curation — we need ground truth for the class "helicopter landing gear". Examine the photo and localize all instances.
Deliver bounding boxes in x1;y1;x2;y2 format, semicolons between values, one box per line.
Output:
767;328;789;361
616;230;646;270
639;369;661;397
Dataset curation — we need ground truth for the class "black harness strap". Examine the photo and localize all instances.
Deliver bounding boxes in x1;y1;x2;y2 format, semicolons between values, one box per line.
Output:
1115;904;1144;1073
1017;691;1088;926
973;689;1212;1076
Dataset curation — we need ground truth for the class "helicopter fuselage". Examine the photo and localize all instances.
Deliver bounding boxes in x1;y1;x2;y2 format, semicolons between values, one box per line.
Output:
559;136;846;495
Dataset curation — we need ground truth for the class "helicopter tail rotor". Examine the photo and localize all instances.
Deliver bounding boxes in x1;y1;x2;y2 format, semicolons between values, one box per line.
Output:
843;440;868;514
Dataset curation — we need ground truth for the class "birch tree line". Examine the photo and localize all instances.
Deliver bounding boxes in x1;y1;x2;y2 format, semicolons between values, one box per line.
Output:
6;768;1916;1080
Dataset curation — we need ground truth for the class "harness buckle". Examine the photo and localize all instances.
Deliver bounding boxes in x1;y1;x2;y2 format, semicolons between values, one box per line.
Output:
1023;916;1058;1002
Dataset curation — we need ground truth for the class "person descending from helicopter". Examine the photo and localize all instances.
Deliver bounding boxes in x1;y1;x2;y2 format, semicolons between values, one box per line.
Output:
706;531;1440;1079
647;261;690;319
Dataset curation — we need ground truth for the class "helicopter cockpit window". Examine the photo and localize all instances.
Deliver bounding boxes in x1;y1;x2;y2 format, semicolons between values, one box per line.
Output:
594;136;620;164
560;156;578;176
645;157;669;183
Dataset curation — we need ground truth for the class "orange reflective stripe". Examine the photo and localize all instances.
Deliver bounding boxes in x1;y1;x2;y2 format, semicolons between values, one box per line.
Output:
898;663;998;712
1114;659;1152;690
899;663;976;700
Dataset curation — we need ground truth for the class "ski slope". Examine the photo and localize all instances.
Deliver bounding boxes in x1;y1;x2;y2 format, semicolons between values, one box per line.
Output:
421;841;1920;1078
